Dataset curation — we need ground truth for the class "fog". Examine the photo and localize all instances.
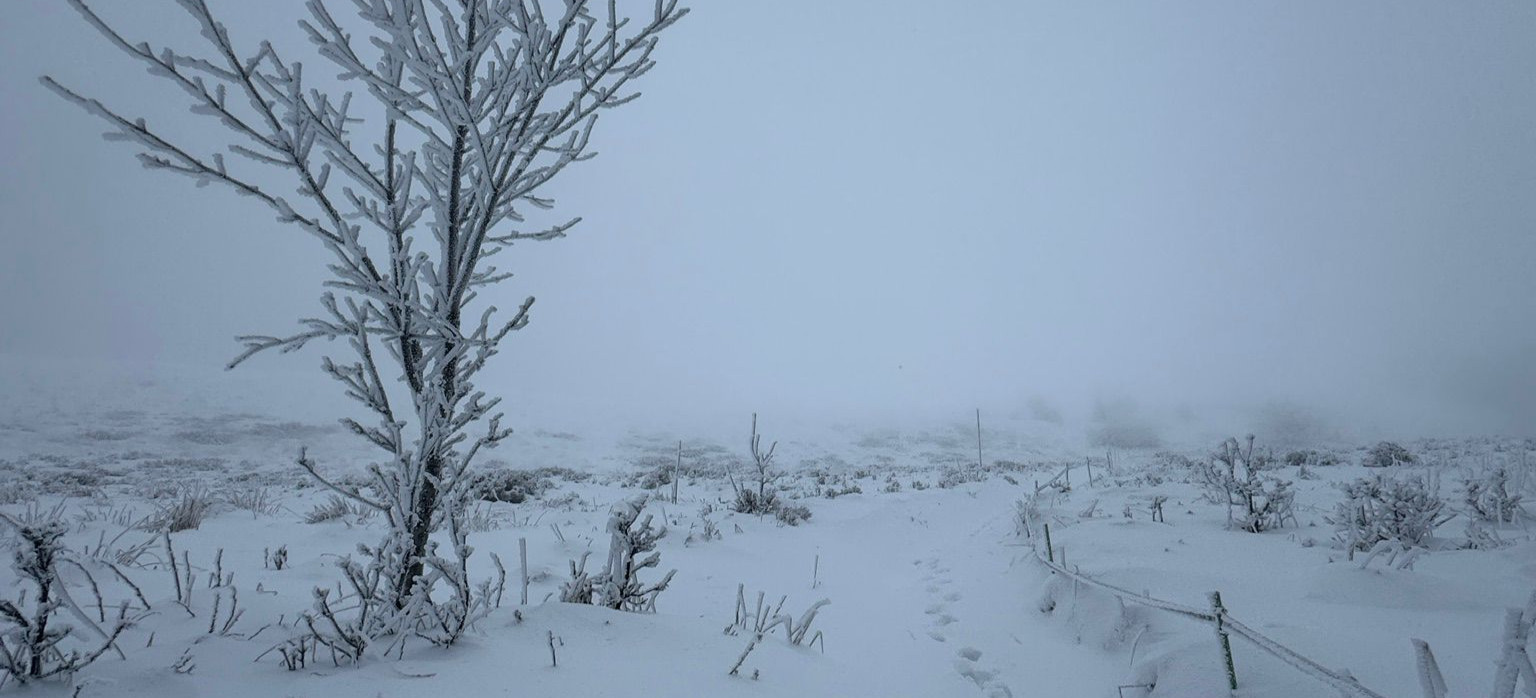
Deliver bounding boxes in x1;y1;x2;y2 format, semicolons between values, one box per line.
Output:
2;1;1534;439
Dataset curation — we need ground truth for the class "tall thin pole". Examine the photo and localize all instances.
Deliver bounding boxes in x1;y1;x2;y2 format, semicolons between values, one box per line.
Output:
975;408;983;470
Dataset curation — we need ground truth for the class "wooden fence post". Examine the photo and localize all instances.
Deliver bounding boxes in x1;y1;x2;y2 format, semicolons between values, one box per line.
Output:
519;537;530;605
1210;591;1238;692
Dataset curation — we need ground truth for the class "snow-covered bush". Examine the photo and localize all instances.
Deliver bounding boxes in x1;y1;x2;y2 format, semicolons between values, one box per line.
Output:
224;485;280;518
732;414;785;515
1464;467;1525;523
471;469;544;504
0;513;133;684
1328;475;1454;554
1283;449;1341;467
145;484;217;533
685;505;722;545
303;494;374;525
561;497;675;612
595;497;676;612
775;504;812;527
1461;519;1509;550
733;488;781;516
1194;436;1297;533
1362;441;1416;468
727;585;829;648
291;496;507;663
558;552;595;604
473;466;590;503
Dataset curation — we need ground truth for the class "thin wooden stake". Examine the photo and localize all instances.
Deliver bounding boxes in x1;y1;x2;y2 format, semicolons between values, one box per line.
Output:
164;533;182;603
519;537;530;606
673;440;682;504
975;408;984;470
1044;523;1054;564
1209;591;1238;692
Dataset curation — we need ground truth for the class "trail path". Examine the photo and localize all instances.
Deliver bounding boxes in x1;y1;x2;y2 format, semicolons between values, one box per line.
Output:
702;485;1122;697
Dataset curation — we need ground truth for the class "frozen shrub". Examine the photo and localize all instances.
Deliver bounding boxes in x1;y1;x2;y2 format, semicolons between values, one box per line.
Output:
145;485;217;532
1461;519;1508;550
576;497;675;612
1463;467;1525;523
685;505;722;545
1283;449;1340;467
823;484;862;499
774;504;812;527
1362;441;1415;468
937;465;984;489
1328;474;1453;554
731;414;785;515
0;513;133;684
733;488;781;515
303;494;374;525
1195;436;1297;533
471;469;546;504
223;485;280;517
559;552;595;604
470;465;590;503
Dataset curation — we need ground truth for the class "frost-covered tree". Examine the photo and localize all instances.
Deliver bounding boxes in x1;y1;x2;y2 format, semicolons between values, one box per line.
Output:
47;0;686;642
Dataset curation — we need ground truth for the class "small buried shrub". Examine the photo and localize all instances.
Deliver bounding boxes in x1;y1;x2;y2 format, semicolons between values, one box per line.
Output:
471;466;590;503
1362;441;1415;468
775;504;812;527
562;497;675;612
472;469;546;504
733;488;781;516
144;485;217;532
1463;467;1524;523
223;485;280;517
303;493;374;525
1283;450;1340;467
823;484;862;499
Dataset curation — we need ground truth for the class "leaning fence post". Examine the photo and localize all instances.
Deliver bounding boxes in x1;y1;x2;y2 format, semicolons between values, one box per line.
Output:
1210;591;1238;692
1044;523;1054;564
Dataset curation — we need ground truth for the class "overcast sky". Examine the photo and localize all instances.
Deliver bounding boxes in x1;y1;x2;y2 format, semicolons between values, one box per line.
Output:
2;1;1533;438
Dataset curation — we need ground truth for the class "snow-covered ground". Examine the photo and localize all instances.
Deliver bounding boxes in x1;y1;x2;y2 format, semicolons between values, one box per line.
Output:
0;361;1531;697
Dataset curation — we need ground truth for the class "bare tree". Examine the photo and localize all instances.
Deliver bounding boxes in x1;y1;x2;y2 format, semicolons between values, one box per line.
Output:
46;0;686;646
